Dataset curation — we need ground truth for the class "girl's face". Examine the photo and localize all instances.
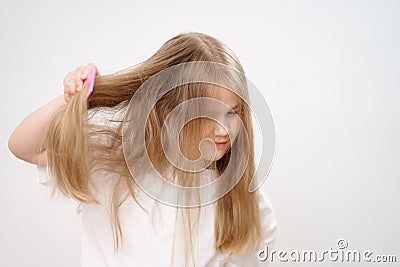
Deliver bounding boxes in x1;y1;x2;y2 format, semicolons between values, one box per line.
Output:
200;87;242;162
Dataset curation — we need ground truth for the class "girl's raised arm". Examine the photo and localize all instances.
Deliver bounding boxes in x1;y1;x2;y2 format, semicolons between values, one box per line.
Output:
8;95;66;166
8;64;98;166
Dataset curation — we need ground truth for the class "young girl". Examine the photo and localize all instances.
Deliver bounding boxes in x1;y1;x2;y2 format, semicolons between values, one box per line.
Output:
9;32;277;267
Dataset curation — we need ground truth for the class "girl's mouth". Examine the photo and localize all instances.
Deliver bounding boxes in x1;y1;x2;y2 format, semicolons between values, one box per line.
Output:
214;141;228;148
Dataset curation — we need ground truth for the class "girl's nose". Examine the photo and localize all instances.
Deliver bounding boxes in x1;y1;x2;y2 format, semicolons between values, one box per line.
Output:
214;121;229;137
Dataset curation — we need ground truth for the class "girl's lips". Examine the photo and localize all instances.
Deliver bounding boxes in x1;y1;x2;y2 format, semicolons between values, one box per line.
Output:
215;141;228;148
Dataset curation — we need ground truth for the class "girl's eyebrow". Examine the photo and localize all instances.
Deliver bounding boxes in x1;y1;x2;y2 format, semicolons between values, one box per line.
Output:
231;104;239;110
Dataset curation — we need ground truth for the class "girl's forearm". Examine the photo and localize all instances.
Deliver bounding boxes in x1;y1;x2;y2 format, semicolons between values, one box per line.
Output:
8;94;67;162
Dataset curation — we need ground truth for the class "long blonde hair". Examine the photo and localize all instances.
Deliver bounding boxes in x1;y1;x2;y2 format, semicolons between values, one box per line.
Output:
45;32;262;265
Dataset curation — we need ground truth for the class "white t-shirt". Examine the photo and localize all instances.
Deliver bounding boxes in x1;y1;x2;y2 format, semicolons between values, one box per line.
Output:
37;163;277;267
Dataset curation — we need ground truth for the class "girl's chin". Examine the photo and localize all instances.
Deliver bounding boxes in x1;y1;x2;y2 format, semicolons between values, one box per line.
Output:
199;142;231;162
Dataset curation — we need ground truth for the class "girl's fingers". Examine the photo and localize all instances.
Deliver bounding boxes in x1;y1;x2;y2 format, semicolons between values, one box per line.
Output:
64;91;72;103
86;63;99;76
81;64;96;79
75;70;83;92
63;71;73;88
64;72;75;93
62;64;98;102
68;80;76;94
81;68;88;79
86;63;96;70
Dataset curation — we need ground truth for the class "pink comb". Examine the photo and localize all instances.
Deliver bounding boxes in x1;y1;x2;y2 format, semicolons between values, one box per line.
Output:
82;68;96;99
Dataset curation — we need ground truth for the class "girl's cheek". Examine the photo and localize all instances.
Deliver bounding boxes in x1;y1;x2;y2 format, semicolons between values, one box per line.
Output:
228;120;241;141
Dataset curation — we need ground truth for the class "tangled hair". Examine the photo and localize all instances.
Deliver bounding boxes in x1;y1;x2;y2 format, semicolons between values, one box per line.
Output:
45;32;262;265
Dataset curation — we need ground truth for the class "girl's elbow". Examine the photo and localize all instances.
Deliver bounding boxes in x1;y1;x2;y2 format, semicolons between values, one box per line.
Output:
8;133;20;158
8;133;37;164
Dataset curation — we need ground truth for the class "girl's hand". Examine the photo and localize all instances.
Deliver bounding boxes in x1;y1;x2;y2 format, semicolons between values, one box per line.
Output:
63;63;99;103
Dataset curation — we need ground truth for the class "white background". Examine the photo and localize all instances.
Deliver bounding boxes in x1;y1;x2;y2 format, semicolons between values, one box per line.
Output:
1;0;399;266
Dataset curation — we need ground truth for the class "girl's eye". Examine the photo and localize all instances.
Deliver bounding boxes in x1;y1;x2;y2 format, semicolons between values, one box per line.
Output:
227;110;238;115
